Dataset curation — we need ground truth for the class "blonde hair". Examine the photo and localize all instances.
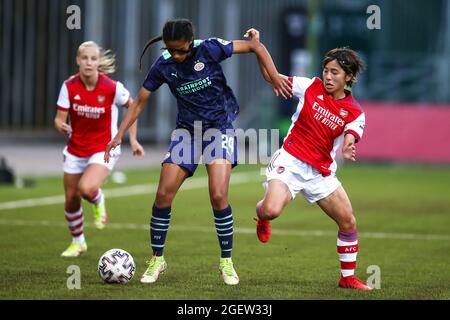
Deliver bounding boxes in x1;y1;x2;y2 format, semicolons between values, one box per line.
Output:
77;41;116;75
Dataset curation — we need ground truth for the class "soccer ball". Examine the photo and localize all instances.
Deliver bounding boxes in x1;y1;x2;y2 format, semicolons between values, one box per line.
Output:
98;248;136;284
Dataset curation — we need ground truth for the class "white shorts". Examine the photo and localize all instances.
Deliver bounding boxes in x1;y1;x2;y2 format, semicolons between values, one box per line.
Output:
265;148;341;203
63;147;120;174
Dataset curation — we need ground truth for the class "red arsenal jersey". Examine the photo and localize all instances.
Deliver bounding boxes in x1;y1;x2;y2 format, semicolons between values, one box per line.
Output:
56;73;130;157
283;77;365;176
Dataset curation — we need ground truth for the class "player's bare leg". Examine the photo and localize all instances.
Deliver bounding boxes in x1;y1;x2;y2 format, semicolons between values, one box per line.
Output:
207;159;239;285
317;186;355;231
78;164;110;199
78;164;110;229
141;163;188;284
255;179;291;243
206;159;231;211
154;163;189;208
317;186;372;290
64;173;83;212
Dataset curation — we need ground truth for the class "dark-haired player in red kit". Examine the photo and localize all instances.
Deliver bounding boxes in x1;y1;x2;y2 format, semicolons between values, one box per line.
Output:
248;29;372;291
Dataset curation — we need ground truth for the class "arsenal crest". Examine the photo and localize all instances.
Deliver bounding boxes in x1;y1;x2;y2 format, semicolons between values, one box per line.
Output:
339;108;348;117
98;95;105;103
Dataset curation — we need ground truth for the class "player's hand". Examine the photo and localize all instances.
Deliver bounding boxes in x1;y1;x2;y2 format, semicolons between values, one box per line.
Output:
342;141;357;161
130;140;145;158
105;135;122;163
56;122;72;135
243;28;260;41
271;74;292;99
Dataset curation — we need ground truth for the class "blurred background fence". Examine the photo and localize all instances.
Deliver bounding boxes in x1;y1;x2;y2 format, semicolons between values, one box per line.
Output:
1;0;450;164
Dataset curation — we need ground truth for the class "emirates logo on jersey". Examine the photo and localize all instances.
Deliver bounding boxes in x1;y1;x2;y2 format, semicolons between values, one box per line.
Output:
312;101;345;130
98;95;105;103
73;104;105;119
340;108;349;118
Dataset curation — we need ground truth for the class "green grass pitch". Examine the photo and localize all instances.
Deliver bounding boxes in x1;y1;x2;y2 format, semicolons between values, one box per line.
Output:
0;163;449;300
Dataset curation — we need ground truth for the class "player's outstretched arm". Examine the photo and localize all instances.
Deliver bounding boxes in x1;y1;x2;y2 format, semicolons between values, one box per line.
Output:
233;30;292;99
124;98;145;158
342;134;357;161
105;88;151;163
243;29;271;83
243;29;291;92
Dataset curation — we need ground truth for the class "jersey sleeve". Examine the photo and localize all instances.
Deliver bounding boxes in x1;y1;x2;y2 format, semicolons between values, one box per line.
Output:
203;38;233;63
142;62;165;92
344;112;365;142
56;83;70;111
114;81;131;106
288;76;314;99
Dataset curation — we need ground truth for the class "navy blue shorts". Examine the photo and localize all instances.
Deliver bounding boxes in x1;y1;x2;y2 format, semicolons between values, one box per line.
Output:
162;127;238;177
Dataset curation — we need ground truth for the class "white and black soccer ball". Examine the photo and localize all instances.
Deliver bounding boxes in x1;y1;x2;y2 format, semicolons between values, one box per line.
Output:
98;249;136;284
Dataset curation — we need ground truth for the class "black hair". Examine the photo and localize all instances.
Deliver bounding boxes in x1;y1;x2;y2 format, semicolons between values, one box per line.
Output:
322;47;366;87
139;19;195;70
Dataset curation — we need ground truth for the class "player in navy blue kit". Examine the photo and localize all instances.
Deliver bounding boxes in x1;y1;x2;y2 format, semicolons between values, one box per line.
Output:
105;19;291;285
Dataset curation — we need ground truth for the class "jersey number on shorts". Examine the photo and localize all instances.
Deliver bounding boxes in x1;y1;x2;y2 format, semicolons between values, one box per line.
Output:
221;135;234;156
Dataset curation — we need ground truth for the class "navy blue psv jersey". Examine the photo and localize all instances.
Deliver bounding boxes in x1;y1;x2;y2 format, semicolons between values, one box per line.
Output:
143;38;239;131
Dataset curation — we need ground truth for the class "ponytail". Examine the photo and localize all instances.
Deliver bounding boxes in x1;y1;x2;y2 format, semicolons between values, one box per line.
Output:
139;35;163;71
98;49;116;75
139;19;195;70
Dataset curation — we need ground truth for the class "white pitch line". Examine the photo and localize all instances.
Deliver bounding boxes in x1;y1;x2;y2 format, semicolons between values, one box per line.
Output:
0;219;449;241
2;171;450;242
0;171;261;211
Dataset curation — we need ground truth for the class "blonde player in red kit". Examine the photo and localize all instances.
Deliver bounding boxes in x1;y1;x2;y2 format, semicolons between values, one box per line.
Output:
54;41;144;257
248;30;372;290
